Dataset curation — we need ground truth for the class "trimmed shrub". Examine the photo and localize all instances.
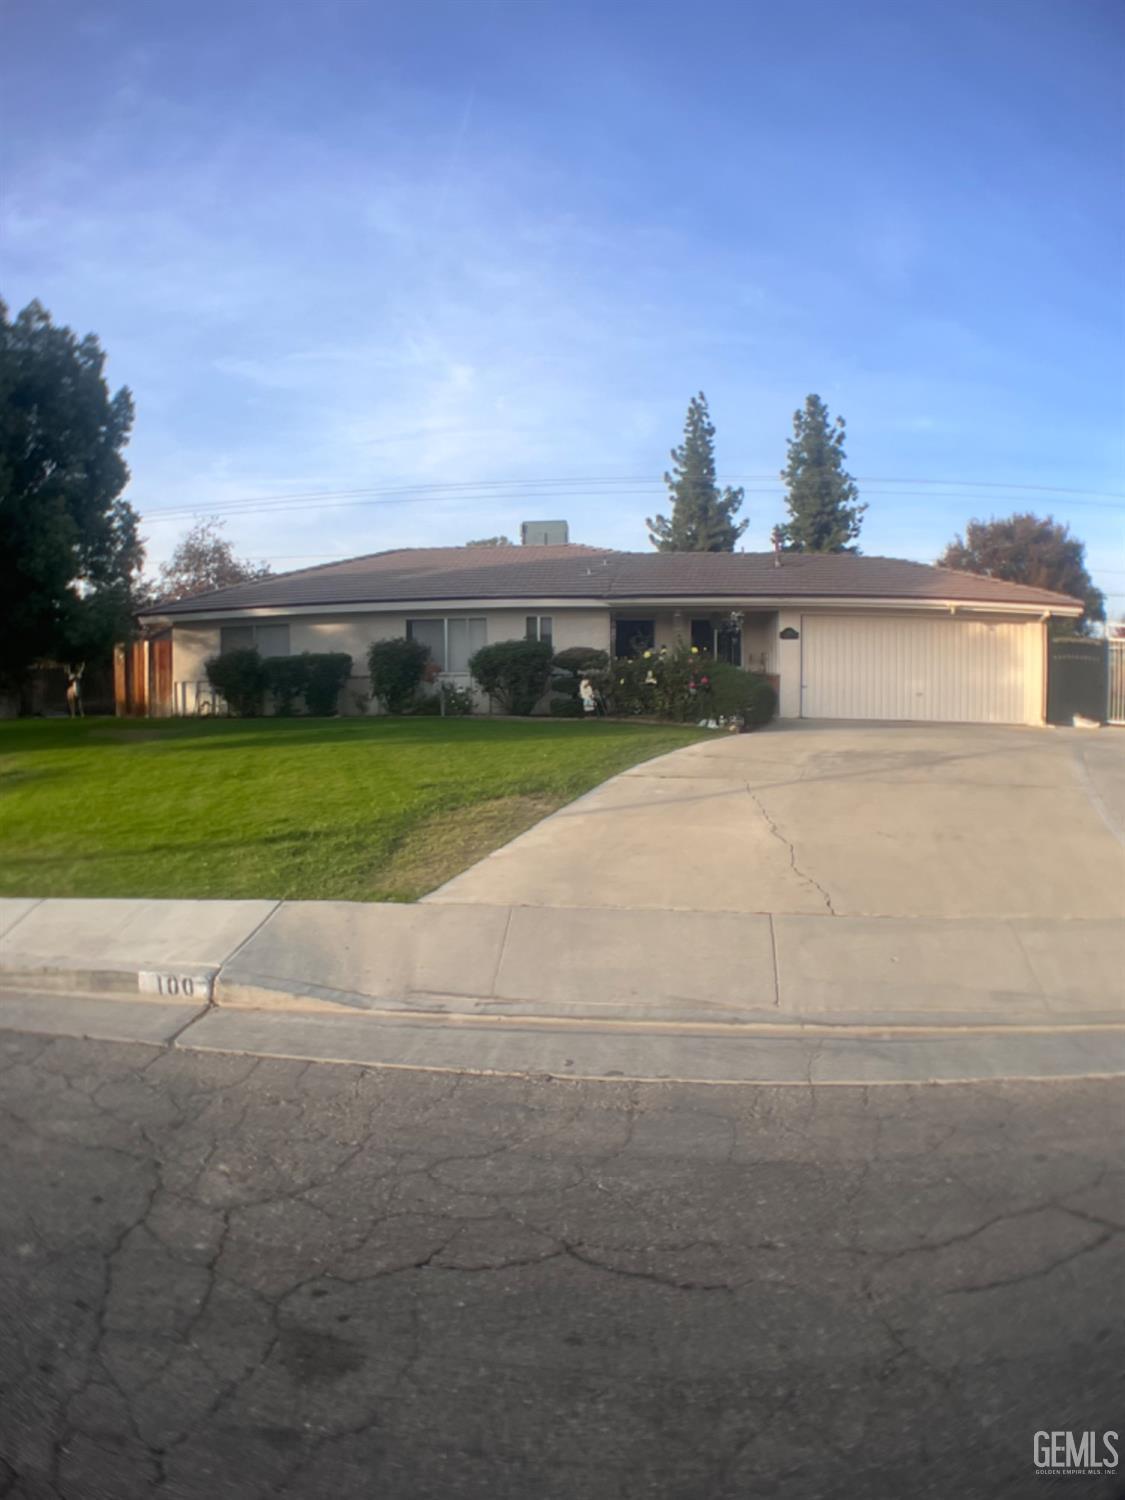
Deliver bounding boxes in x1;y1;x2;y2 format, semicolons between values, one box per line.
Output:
205;648;269;717
303;653;352;716
368;637;431;713
261;653;353;715
469;638;554;715
705;662;752;719
743;675;778;727
704;663;776;726
548;694;583;717
552;646;610;679
264;655;309;715
552;646;610;705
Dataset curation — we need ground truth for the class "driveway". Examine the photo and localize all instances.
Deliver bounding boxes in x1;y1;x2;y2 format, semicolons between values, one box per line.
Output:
428;722;1125;921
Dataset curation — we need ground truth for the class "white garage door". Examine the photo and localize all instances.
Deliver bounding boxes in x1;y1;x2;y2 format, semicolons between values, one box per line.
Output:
800;614;1043;725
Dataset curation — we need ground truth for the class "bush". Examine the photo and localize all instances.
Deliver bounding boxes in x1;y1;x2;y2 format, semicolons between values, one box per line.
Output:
264;656;310;715
596;640;706;721
743;675;778;727
704;663;776;726
469;638;554;715
552;646;610;705
705;662;752;718
303;653;352;715
409;681;475;717
589;642;777;727
439;681;475;716
261;653;352;715
553;645;609;679
548;694;583;717
368;637;431;713
205;648;269;717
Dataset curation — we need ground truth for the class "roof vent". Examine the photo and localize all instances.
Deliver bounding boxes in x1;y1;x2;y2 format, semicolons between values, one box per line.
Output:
521;519;569;546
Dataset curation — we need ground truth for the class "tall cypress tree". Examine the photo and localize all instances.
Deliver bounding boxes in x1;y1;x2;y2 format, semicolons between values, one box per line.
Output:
647;392;747;552
777;394;865;552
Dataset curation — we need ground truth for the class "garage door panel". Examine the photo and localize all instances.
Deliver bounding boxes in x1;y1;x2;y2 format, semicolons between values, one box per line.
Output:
801;615;1039;725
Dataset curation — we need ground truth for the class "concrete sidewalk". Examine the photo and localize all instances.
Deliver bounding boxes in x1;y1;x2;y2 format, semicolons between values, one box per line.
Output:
2;725;1121;1083
2;894;1123;1083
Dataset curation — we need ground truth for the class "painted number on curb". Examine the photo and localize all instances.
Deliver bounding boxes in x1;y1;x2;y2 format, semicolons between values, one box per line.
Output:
138;972;213;1001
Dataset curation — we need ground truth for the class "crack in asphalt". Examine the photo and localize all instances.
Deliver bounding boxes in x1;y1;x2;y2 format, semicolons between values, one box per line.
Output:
1;1033;1121;1500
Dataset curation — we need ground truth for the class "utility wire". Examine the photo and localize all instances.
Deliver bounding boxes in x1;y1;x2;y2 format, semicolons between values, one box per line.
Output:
137;483;1125;524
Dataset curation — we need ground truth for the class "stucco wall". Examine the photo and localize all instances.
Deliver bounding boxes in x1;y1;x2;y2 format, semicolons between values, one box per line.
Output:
170;606;611;715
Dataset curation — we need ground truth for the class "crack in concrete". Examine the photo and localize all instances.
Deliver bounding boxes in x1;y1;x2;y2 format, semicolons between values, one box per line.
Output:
746;785;837;914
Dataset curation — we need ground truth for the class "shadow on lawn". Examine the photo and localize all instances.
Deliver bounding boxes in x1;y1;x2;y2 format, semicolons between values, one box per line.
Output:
0;716;682;756
2;827;370;870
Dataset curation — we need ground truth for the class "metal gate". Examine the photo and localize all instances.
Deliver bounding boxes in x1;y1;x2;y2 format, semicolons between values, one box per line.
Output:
1046;637;1109;725
1109;640;1125;726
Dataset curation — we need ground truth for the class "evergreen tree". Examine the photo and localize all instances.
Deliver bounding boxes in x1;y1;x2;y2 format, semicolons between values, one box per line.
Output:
647;392;747;552
777;395;865;552
0;299;143;694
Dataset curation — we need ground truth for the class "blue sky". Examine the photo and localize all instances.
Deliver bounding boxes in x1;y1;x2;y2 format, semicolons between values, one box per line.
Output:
3;0;1123;608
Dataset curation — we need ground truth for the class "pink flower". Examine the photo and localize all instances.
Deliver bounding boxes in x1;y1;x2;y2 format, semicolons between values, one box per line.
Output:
701;675;710;685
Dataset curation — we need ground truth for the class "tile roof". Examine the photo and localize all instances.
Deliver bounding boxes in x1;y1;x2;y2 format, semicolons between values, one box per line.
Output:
142;543;1085;616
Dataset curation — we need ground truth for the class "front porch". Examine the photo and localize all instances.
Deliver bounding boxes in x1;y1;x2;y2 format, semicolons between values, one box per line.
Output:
610;608;779;677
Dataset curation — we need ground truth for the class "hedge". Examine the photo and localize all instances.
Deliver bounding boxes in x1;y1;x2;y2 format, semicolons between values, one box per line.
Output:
204;648;269;717
469;638;554;715
368;637;431;714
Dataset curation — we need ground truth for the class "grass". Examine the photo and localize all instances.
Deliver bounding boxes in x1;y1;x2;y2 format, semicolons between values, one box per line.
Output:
0;716;710;902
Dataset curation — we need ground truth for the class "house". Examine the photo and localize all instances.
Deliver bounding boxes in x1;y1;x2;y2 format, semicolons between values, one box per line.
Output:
131;523;1084;725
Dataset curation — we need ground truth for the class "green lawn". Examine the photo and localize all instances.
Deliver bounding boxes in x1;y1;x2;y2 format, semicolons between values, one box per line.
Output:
0;716;709;902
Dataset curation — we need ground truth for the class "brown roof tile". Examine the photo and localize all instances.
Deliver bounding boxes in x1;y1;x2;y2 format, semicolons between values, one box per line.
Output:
142;543;1085;616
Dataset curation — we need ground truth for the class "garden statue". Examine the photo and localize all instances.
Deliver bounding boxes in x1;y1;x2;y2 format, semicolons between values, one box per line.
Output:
66;664;85;718
579;676;597;715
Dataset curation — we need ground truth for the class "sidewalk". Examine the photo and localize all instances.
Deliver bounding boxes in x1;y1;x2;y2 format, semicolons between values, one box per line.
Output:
3;895;1123;1084
3;724;1121;1085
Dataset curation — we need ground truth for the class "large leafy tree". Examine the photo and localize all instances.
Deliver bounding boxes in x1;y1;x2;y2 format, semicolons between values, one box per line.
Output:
156;517;271;601
0;299;143;692
647;392;747;552
777;394;865;553
939;514;1105;633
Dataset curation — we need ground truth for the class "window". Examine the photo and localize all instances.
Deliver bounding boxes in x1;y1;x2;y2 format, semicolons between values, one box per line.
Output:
716;621;742;667
220;623;290;657
690;619;714;655
614;619;655;657
407;617;487;674
525;615;553;647
447;617;487;673
406;618;445;669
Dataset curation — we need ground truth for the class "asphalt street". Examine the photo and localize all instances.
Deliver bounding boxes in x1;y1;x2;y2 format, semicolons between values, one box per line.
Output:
0;1033;1122;1500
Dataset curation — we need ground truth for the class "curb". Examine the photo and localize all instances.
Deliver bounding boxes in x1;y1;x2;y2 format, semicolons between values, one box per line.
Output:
3;895;1122;1084
1;988;1123;1084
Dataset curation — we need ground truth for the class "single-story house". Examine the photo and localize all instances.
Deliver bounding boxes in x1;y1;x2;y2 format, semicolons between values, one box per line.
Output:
132;525;1084;725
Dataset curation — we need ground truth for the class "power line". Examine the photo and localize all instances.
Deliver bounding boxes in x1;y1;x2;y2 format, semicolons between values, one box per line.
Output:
133;472;1125;521
137;485;1125;526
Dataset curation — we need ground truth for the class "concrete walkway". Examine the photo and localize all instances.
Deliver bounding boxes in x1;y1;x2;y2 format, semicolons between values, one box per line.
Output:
2;724;1121;1083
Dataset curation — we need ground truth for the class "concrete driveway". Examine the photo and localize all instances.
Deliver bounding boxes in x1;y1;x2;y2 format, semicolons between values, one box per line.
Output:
428;722;1125;921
